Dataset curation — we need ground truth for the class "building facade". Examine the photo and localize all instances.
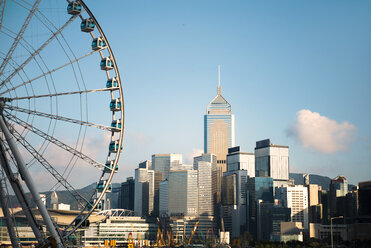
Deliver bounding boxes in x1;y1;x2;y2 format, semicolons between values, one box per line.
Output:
168;170;198;217
226;146;255;177
255;139;289;188
120;177;135;211
134;167;155;217
152;154;182;181
247;177;274;239
277;185;309;230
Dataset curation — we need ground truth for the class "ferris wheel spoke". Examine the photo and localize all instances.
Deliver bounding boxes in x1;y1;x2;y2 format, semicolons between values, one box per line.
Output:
0;0;5;32
11;128;93;209
0;49;101;96
9;87;119;101
4;104;119;132
0;14;78;91
0;0;41;75
5;112;108;169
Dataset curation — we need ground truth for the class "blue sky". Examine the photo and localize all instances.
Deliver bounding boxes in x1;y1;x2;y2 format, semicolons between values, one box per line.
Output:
86;0;371;185
3;0;370;189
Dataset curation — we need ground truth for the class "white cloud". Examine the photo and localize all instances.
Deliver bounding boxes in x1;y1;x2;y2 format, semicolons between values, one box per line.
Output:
288;109;356;154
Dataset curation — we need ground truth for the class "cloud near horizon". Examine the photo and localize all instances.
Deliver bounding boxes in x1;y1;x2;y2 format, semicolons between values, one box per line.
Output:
287;109;356;154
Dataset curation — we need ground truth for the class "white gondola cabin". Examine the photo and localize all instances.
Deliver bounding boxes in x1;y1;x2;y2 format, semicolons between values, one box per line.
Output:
104;160;119;173
106;77;118;88
111;119;122;131
81;18;95;32
92;37;106;51
110;98;121;111
109;140;122;153
100;57;114;70
67;1;82;15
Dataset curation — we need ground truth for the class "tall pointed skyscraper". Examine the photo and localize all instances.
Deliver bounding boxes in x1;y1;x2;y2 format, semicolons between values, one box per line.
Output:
204;65;235;202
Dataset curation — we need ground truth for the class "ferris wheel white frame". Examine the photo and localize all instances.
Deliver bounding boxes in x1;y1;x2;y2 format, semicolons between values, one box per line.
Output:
0;0;125;247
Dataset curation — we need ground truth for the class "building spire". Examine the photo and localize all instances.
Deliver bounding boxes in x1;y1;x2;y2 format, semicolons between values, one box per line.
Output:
217;64;221;95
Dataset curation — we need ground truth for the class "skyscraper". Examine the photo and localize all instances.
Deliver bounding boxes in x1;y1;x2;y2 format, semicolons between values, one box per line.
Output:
204;65;235;202
255;139;289;187
276;185;309;230
119;177;135;211
152;154;182;180
134;167;155;217
226;146;255;177
168;170;198;217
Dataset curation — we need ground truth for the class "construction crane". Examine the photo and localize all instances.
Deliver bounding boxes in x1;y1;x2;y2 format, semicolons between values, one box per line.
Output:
188;222;199;245
155;218;166;247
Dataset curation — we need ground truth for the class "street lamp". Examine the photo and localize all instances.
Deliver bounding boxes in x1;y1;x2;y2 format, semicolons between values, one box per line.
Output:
330;216;343;248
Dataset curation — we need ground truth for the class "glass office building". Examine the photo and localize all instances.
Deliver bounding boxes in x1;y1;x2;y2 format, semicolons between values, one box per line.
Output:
247;177;274;238
152;154;182;180
255;139;289;181
204;82;235;204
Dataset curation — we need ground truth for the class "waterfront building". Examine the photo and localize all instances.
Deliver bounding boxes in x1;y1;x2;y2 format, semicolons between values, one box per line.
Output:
119;177;135;211
254;139;289;188
152;154;182;180
276;185;309;230
226;146;255;176
204;66;235;203
80;210;157;247
168;170;198;217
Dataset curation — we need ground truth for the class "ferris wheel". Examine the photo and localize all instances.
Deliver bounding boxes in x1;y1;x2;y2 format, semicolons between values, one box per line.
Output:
0;0;124;247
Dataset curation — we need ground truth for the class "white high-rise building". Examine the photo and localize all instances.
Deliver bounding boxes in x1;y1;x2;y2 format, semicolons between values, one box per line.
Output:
168;170;198;217
277;185;309;230
152;154;182;180
134;167;155;217
255;139;289;188
226;146;255;177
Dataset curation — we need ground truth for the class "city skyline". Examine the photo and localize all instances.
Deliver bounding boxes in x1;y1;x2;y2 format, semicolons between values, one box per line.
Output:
84;1;370;186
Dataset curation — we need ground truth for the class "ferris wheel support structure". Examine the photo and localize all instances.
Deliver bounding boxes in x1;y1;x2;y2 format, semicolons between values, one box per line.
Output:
0;170;19;248
0;113;64;248
0;0;125;246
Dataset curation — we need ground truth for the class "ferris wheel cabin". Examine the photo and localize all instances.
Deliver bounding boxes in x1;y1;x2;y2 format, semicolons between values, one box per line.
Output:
92;37;106;51
109;99;121;111
111;119;122;130
67;1;82;15
109;140;122;153
81;18;95;32
97;180;112;193
104;160;119;173
106;77;118;88
87;199;102;211
100;57;114;70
